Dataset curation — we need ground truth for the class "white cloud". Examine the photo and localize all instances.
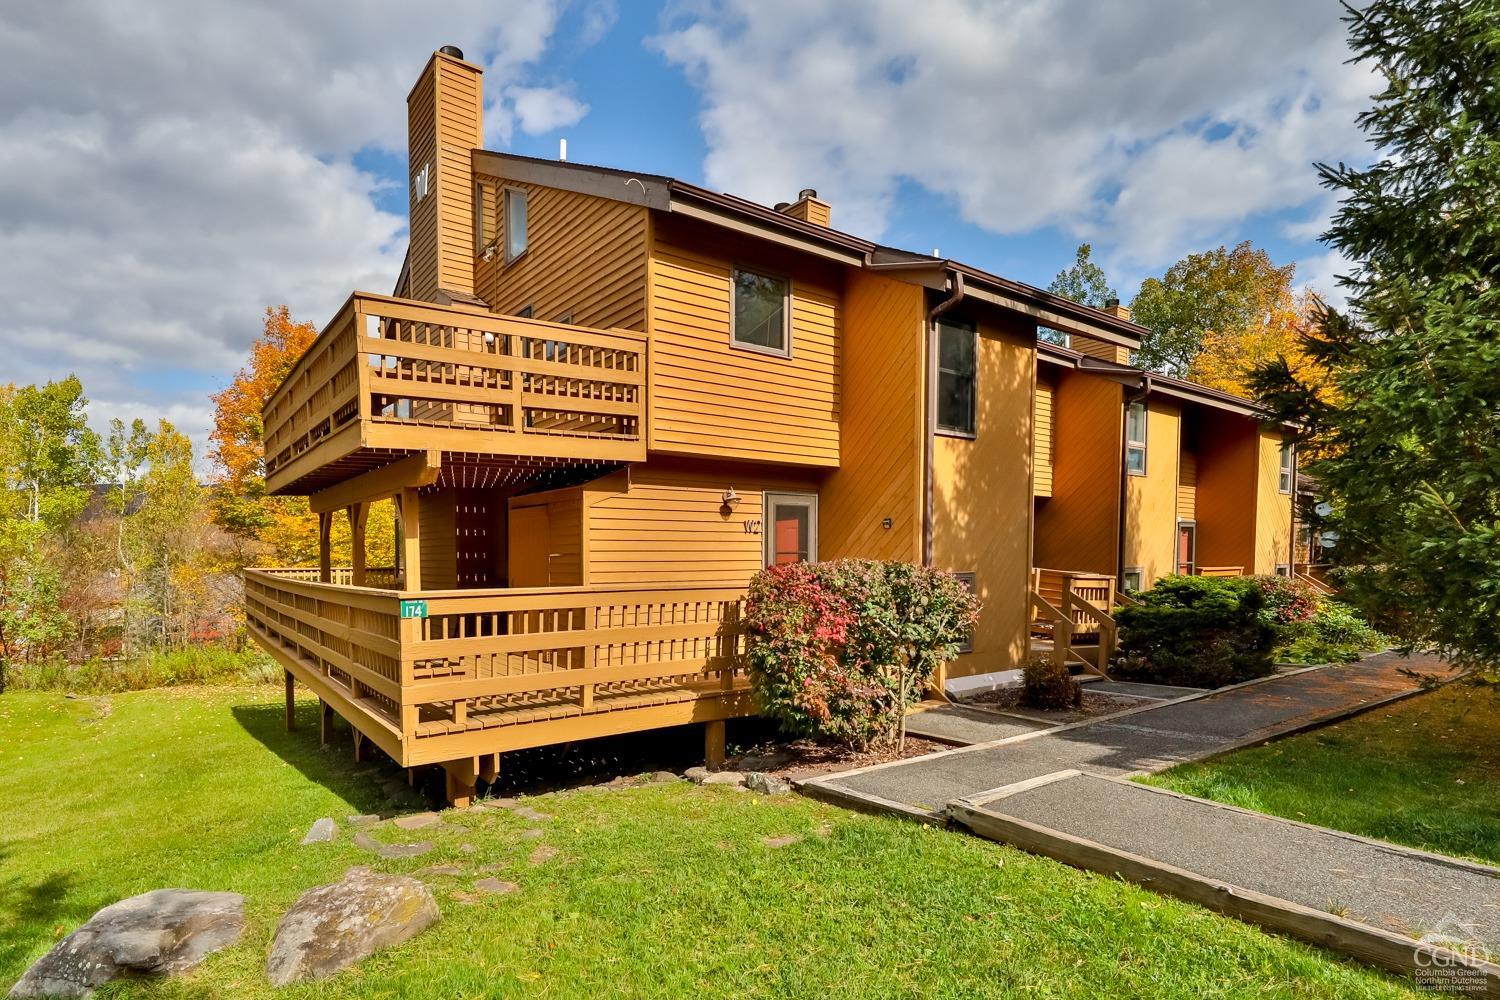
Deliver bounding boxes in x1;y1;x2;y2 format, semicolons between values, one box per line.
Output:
654;0;1377;270
1295;249;1355;310
0;0;582;462
507;86;591;135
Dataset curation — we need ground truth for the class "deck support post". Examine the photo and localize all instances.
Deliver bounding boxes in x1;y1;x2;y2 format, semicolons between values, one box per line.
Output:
284;670;296;731
398;488;422;591
478;752;501;784
319;698;334;746
352;728;372;763
317;511;333;584
346;502;368;587
443;757;479;809
705;720;726;770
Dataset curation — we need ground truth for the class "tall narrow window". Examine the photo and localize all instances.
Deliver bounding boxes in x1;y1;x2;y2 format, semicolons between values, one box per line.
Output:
503;187;528;263
1176;521;1196;575
954;572;977;652
731;268;790;355
763;493;818;566
936;318;976;435
1126;401;1148;475
1279;441;1295;494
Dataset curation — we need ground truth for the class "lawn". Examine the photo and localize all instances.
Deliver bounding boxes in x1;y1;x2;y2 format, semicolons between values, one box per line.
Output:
0;686;1428;999
1147;682;1500;867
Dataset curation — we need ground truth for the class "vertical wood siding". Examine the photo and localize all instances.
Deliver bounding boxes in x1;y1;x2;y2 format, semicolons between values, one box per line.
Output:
474;179;649;331
819;271;924;562
1122;399;1182;584
932;315;1035;677
583;461;819;587
647;219;841;466
1033;368;1124;575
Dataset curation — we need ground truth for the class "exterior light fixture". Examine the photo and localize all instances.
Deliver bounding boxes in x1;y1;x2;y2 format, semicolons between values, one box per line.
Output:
721;488;741;508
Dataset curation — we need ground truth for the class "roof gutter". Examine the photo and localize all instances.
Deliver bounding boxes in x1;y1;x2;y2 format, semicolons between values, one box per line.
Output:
923;270;965;568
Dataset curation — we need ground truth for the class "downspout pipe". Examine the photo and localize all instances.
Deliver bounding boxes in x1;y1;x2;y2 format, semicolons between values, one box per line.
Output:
923;270;965;568
1118;373;1150;586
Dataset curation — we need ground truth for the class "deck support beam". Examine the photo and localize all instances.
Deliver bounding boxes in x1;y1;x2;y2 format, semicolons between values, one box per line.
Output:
443;757;479;809
705;720;726;770
317;511;333;584
347;502;368;587
478;752;501;784
319;699;334;746
353;729;372;763
398;488;422;591
284;670;296;731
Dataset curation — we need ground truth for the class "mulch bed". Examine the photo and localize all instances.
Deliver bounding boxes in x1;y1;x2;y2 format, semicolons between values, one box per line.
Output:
964;687;1153;725
728;735;951;783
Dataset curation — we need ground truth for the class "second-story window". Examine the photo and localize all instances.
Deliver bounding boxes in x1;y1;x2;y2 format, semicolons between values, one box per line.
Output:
731;268;790;355
504;187;528;263
1126;400;1148;475
1279;441;1295;494
936;318;976;436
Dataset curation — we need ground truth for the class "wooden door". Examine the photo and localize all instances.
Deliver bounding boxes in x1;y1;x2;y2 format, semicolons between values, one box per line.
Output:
510;506;551;586
1176;522;1196;576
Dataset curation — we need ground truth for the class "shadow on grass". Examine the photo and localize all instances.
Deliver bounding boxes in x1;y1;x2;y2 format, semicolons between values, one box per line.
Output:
0;856;76;974
229;700;402;815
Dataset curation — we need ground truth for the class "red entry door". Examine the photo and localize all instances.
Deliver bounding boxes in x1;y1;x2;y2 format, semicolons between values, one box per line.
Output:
1177;522;1196;575
764;493;817;566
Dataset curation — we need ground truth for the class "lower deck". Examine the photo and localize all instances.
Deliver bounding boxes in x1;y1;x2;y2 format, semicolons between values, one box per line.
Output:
244;568;754;802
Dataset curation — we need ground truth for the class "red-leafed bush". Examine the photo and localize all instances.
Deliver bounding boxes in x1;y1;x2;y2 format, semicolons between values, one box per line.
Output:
1253;574;1320;628
743;559;981;750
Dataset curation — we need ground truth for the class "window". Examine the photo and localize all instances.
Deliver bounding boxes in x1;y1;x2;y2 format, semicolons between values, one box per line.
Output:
1126;401;1148;475
1176;521;1196;575
1275;564;1290;577
731;268;790;355
412;161;431;202
1122;568;1144;593
555;313;573;325
503;187;528;263
1279;442;1295;494
763;493;818;567
954;572;976;652
515;304;533;319
936;318;976;436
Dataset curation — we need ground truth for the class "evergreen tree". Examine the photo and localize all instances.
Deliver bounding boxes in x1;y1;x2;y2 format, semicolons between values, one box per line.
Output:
1251;0;1500;673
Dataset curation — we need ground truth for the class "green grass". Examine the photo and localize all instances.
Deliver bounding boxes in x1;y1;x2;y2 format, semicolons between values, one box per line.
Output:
0;686;1426;998
1146;683;1500;866
5;645;277;694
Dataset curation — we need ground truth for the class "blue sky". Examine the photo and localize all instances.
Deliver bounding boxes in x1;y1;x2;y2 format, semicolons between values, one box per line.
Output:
0;0;1374;459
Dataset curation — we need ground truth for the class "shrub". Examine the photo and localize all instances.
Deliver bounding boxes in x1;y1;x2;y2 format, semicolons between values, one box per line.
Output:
1252;574;1319;629
1113;575;1278;688
1277;599;1389;665
1021;655;1082;710
6;645;276;694
743;559;980;750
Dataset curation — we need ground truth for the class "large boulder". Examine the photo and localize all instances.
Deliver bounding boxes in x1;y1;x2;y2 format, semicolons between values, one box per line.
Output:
265;867;439;986
10;889;245;998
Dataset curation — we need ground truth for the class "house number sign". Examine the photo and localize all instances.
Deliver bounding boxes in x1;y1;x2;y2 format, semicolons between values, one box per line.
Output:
743;519;762;534
400;599;429;619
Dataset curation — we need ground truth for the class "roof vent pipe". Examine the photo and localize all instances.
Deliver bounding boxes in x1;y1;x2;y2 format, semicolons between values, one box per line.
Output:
774;202;791;211
439;45;464;59
798;188;817;200
559;138;568;161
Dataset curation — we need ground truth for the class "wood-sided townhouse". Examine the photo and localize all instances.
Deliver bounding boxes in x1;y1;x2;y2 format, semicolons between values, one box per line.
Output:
246;47;1293;803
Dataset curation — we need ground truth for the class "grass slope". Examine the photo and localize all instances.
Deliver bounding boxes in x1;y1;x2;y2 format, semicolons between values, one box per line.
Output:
1147;683;1500;867
0;686;1424;998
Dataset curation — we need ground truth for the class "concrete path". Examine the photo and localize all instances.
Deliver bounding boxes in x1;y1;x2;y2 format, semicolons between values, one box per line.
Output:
903;705;1046;745
809;652;1430;816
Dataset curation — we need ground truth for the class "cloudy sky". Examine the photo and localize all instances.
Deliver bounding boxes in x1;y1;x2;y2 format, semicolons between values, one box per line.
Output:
0;0;1376;461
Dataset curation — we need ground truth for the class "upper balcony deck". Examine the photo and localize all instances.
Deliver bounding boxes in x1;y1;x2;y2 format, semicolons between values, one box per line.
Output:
263;293;647;495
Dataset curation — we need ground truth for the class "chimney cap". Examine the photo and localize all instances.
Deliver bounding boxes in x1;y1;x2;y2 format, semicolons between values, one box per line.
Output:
439;45;465;59
1104;296;1120;309
798;188;818;201
773;202;791;212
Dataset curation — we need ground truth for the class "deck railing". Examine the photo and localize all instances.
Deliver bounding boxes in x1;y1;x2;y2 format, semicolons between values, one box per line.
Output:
243;569;748;766
1030;567;1119;677
262;292;647;492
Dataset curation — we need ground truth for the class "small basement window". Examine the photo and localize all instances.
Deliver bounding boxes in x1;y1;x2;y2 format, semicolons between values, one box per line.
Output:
504;187;528;263
1126;401;1148;475
731;268;790;355
1122;568;1144;593
936;318;977;436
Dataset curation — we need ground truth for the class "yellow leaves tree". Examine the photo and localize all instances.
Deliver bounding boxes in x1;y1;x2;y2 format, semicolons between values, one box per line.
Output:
210;306;394;569
1191;286;1333;401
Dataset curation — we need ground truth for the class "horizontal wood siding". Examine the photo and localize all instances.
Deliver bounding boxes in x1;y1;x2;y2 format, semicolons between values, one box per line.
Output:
1033;368;1123;576
509;487;584;587
474;179;648;331
406;67;439;301
434;56;482;297
418;490;457;591
820;271;924;562
1177;450;1198;521
647;218;841;466
584;461;819;587
1033;376;1056;498
932;314;1035;676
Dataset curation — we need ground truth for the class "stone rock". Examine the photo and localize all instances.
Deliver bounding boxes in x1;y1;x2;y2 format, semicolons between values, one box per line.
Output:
351;831;433;860
650;770;680;783
762;834;803;849
413;864;463;878
345;814;380;827
481;797;517;810
10;889;244;998
743;772;791;796
300;818;338;844
528;845;558;865
473;878;518;896
458;843;476;855
736;750;794;771
513;806;551;822
391;812;440;831
683;766;712;784
265;867;439;986
701;771;747;788
519;829;544;840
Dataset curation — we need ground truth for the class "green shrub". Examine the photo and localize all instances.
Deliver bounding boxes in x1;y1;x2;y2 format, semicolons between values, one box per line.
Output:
1113;575;1278;688
1252;574;1319;628
743;559;980;750
1021;655;1081;710
1276;599;1389;665
6;645;276;694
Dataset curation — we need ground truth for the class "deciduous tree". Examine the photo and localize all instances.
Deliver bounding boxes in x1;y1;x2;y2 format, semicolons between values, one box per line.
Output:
1042;243;1117;346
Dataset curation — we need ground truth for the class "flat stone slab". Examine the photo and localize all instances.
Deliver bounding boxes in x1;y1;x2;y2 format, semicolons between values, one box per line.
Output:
266;867;439;986
964;772;1500;951
904;705;1048;746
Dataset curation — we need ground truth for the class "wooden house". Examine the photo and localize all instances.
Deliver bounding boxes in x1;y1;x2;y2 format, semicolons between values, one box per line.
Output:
247;47;1293;803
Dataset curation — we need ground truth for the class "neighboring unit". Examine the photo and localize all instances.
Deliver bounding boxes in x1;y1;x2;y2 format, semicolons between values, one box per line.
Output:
246;48;1294;804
